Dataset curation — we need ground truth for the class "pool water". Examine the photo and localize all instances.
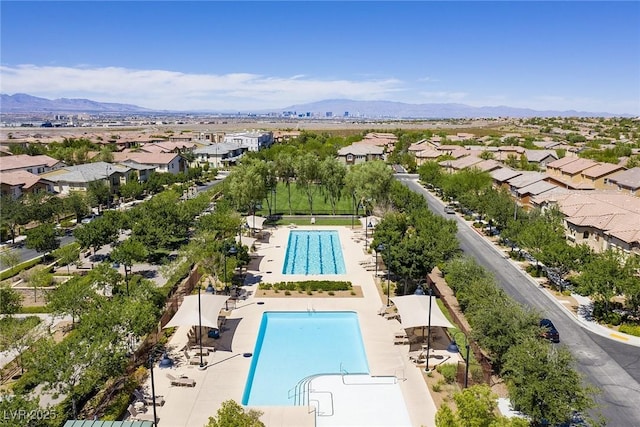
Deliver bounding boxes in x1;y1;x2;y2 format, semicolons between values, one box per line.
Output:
282;230;346;274
242;312;369;406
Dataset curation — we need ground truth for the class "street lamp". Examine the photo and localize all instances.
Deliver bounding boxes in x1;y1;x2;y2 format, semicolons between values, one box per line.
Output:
205;279;215;294
197;284;205;368
415;282;433;372
148;354;158;427
365;220;373;250
447;330;470;388
375;243;384;280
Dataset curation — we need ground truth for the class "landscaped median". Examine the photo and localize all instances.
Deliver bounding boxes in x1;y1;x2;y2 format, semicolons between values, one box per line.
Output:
256;280;362;297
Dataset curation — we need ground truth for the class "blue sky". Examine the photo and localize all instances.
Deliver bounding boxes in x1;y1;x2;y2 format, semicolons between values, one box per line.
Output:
1;1;639;114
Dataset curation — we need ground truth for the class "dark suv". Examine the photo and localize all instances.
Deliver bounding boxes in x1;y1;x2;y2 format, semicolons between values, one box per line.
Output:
540;318;560;343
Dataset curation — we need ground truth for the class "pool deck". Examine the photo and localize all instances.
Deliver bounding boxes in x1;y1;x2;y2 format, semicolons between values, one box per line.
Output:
141;225;440;427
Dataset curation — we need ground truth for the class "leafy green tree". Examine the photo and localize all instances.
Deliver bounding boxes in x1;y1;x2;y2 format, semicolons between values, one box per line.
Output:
0;316;40;374
119;179;144;200
64;192;91;224
502;337;598;426
52;242;81;274
0;250;21;274
0;284;22;315
0;393;44;427
274;151;297;215
247;159;276;216
110;238;148;295
435;384;528;427
26;335;112;420
0;195;30;243
573;249;630;312
46;275;97;324
226;163;266;215
73;216;119;255
206;400;265;427
25;223;60;256
318;157;347;215
22;265;53;303
87;180;111;211
418;161;444;189
294;152;321;215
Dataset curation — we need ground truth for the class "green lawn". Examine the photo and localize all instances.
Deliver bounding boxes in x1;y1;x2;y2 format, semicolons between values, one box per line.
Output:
275;217;355;226
257;182;355;216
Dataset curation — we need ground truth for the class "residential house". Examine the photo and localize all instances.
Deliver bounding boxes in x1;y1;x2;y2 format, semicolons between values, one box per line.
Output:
0;170;55;199
523;149;558;170
193;131;225;144
193;143;248;169
118;161;156;183
141;140;198;154
490;168;523;190
580;163;626;190
606;167;640;196
223;130;273;152
111;152;184;174
441;155;483;172
337;144;385;165
473;159;503;173
534;191;640;256
40;161;132;196
414;148;443;166
506;171;548;207
0;154;63;175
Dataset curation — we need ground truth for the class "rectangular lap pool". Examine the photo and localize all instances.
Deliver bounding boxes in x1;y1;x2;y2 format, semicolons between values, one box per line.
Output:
282;230;346;274
242;311;369;406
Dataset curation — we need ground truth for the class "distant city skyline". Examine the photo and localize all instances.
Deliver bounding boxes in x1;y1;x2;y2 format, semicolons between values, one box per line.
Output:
1;1;639;115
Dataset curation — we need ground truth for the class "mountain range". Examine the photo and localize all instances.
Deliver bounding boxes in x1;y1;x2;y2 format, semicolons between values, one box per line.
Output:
0;93;629;118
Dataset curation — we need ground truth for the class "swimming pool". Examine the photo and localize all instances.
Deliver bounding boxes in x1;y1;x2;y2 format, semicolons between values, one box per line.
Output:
241;311;369;406
282;230;346;274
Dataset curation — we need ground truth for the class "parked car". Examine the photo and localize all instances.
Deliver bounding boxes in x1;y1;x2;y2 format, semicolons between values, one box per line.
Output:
444;205;456;214
540;318;560;343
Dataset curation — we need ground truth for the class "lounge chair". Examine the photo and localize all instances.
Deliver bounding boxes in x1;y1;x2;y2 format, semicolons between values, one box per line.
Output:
127;404;159;423
408;351;426;364
393;337;409;345
166;373;196;387
184;349;206;366
133;389;165;406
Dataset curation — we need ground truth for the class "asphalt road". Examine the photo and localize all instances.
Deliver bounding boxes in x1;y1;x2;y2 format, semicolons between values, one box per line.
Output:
396;173;640;426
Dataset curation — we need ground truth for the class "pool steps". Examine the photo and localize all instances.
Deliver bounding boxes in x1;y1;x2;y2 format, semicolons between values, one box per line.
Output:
288;372;399;418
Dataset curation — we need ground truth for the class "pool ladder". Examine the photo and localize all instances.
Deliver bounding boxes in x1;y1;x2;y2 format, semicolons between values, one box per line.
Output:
288;373;335;417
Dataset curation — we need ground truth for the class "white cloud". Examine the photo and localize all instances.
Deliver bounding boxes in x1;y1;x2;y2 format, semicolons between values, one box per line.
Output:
0;65;405;111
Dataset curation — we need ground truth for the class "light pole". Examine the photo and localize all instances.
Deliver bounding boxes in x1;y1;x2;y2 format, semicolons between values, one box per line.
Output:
148;354;158;427
447;330;470;388
386;245;392;307
415;282;433;372
223;244;238;305
197;284;205;368
364;220;373;250
375;243;384;280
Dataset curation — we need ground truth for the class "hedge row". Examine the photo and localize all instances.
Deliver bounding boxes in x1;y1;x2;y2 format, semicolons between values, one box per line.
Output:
259;280;352;292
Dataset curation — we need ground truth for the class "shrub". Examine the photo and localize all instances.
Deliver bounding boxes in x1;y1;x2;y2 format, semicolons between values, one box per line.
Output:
619;323;640;337
432;381;442;392
328;291;335;296
284;290;291;296
437;364;457;384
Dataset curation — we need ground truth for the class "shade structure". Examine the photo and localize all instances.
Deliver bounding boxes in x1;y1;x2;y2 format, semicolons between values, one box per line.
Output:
359;215;381;228
244;215;267;230
390;294;455;330
164;294;230;329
